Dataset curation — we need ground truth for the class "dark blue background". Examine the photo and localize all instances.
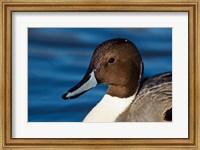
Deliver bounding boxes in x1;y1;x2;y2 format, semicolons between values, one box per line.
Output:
28;28;172;122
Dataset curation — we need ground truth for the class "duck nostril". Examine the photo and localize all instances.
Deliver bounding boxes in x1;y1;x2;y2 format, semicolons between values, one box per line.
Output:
108;58;115;64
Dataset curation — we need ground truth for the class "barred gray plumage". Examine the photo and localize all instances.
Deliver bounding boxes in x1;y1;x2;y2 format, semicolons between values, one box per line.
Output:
124;72;172;122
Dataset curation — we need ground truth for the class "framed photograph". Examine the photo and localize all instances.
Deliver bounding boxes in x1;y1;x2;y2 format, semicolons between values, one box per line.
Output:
1;0;199;149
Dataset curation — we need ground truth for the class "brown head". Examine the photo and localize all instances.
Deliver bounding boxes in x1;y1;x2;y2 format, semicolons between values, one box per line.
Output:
62;38;143;99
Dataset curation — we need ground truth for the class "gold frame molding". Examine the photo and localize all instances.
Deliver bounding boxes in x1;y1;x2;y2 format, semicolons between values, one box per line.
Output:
0;0;199;149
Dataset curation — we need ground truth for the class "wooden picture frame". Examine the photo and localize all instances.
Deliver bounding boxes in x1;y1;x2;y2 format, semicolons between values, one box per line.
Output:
0;0;199;149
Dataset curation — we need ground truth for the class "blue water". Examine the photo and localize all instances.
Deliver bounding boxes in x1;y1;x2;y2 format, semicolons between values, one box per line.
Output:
28;28;172;122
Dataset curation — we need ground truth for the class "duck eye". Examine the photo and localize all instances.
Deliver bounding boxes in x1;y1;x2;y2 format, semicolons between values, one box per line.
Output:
108;58;115;64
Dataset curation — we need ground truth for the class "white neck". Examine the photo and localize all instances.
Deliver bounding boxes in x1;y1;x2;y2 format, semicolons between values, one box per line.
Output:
83;94;136;122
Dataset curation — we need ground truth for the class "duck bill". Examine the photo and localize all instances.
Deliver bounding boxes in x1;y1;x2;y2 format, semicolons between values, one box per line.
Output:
62;70;98;100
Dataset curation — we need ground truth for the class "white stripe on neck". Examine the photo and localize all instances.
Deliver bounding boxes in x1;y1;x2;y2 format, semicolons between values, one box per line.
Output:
83;94;136;122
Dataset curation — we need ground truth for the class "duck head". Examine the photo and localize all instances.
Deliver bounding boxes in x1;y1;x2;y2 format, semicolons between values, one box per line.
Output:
62;38;143;99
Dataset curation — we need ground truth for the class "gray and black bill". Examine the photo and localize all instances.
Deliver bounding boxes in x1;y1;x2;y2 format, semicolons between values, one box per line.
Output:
62;70;98;100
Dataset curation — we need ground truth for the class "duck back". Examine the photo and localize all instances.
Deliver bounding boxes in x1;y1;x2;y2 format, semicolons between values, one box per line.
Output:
124;72;172;122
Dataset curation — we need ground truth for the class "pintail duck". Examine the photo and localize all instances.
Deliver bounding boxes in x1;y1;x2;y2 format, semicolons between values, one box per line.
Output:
62;38;172;122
